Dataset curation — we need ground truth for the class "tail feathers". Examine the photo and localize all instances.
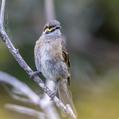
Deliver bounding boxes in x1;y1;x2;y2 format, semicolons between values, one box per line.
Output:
58;79;77;117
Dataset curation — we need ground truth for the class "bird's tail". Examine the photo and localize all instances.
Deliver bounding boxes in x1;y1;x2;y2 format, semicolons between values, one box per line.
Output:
58;79;77;117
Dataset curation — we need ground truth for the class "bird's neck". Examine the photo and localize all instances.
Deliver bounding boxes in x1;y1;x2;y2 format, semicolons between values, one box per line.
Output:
42;29;62;39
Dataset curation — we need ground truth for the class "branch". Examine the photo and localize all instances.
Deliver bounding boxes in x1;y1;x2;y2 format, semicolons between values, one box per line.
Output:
5;104;45;119
0;71;41;104
0;71;60;119
2;84;34;104
44;0;55;21
0;0;77;119
0;0;5;25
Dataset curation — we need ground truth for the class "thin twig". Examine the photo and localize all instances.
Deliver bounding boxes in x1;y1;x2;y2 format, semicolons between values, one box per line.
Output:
44;0;55;21
0;71;60;119
0;0;5;25
5;104;46;119
0;0;77;118
2;84;34;104
9;94;34;104
0;71;41;104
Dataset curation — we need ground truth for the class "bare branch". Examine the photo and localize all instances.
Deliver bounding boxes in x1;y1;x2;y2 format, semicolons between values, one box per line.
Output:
0;71;41;104
0;0;5;26
5;104;46;119
0;71;61;119
2;83;35;104
0;0;77;118
44;0;55;21
9;94;34;104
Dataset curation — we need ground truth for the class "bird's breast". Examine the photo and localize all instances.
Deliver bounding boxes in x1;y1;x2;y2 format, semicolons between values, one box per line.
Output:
40;42;63;61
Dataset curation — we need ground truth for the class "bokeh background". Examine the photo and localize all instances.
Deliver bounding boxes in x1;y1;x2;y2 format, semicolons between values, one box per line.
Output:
0;0;119;119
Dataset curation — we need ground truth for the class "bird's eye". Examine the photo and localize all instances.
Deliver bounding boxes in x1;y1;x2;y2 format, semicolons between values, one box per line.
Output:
44;27;53;33
43;25;60;34
43;25;55;33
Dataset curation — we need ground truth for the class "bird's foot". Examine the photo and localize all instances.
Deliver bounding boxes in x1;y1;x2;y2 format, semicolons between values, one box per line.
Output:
49;91;57;100
30;71;41;79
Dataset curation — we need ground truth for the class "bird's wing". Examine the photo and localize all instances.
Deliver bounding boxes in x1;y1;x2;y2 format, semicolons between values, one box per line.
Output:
61;37;71;85
61;37;70;68
62;50;70;68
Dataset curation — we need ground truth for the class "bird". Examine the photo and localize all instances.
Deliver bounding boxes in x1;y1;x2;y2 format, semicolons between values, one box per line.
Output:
34;20;77;116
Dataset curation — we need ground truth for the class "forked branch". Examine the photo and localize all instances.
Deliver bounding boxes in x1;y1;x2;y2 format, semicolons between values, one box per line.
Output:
0;71;60;119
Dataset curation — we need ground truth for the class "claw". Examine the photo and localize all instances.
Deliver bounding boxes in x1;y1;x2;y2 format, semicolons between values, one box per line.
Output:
49;92;56;99
30;71;40;79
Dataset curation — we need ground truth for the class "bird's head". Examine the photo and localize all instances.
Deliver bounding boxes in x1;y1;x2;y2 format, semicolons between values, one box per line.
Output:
43;20;61;35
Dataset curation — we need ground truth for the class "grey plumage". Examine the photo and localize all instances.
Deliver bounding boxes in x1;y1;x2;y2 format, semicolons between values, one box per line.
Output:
34;20;77;117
